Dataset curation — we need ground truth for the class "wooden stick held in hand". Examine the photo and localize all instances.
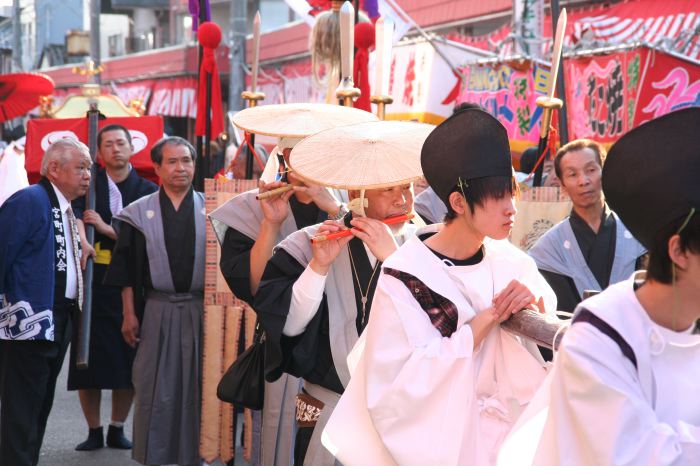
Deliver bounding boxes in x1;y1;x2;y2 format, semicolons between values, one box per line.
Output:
256;184;294;200
311;214;414;244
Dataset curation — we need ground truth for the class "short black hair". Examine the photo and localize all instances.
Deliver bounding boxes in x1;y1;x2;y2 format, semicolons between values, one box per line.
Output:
554;139;606;180
98;124;132;148
519;147;538;174
150;136;197;165
646;212;700;284
443;175;519;223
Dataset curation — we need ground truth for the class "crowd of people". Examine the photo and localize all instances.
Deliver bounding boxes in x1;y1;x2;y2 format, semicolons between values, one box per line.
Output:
0;103;698;466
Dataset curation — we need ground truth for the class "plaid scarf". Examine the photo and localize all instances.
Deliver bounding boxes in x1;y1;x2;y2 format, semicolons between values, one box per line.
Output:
384;268;458;337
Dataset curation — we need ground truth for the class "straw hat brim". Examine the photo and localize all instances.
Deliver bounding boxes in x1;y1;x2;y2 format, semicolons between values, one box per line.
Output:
289;121;435;190
231;103;378;138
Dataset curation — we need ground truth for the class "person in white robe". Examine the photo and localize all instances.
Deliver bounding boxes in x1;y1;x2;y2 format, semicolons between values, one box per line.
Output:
322;109;556;465
498;107;700;466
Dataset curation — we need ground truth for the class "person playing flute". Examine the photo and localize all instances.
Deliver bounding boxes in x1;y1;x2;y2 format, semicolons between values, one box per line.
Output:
254;120;433;466
209;102;376;466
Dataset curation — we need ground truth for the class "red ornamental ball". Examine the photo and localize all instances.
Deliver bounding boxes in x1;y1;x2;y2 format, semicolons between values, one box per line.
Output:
354;22;375;50
199;22;222;49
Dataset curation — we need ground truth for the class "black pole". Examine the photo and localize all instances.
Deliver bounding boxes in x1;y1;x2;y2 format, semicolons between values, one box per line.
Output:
245;132;255;179
76;104;99;369
532;133;549;187
550;0;569;145
194;0;208;191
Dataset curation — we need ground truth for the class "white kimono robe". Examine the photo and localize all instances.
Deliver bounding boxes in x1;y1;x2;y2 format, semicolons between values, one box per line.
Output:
499;276;700;466
322;224;556;465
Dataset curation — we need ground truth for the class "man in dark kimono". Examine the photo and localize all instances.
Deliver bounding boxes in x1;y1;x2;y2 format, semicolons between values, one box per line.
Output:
253;120;432;465
0;139;92;466
528;139;646;312
209;103;376;466
105;136;205;466
71;124;157;451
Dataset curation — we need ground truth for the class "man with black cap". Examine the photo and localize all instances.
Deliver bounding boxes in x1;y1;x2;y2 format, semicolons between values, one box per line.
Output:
498;108;700;466
413;101;484;224
321;109;556;465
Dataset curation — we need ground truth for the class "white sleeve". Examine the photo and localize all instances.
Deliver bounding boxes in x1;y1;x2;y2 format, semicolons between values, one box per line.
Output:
361;274;477;465
282;265;327;337
535;323;700;466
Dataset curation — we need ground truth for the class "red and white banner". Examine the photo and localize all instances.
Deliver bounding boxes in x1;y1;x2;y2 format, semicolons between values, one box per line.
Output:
25;116;164;184
449;0;700;61
250;61;326;105
110;80;156;110
564;46;700;143
148;77;198;119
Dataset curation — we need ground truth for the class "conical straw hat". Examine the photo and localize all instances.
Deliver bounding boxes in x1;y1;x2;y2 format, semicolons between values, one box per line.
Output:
289;121;435;190
231;103;378;138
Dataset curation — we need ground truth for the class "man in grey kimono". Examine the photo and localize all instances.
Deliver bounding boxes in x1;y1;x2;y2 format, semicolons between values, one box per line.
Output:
209;103;375;466
528;139;646;312
105;136;206;466
209;137;346;466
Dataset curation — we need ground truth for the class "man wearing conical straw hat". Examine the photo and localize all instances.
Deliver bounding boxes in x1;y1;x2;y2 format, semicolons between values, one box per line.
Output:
321;109;557;465
208;103;377;466
253;120;434;466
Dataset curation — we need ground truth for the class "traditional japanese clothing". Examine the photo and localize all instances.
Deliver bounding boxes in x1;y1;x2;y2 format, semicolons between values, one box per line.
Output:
499;107;700;466
528;205;645;311
68;166;157;390
255;218;418;465
210;184;329;466
211;102;377;466
255;120;434;466
323;109;556;465
0;177;83;465
105;188;205;466
322;226;554;465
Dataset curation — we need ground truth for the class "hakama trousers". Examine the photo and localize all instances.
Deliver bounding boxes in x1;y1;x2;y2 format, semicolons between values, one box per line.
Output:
131;292;202;466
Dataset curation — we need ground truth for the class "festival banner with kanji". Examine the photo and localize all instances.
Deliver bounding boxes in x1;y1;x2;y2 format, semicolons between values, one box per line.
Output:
456;61;551;153
634;49;700;125
564;46;700;143
25;116;164;184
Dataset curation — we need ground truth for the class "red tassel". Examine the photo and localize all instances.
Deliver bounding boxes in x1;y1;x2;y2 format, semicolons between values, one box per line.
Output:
196;22;224;138
353;22;375;112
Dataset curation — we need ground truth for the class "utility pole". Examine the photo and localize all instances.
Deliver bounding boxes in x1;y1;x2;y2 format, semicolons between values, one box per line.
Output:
12;0;22;71
90;0;101;84
229;0;246;126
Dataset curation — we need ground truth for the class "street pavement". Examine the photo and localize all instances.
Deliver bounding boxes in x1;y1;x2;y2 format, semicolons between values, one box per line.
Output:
37;357;135;466
37;356;245;466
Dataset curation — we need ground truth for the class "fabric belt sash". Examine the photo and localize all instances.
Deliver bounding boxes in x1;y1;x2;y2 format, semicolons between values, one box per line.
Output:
296;382;341;427
94;241;112;265
146;290;204;303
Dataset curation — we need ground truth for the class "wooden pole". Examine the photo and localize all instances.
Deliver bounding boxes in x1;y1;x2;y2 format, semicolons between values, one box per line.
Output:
76;103;100;369
501;310;568;350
